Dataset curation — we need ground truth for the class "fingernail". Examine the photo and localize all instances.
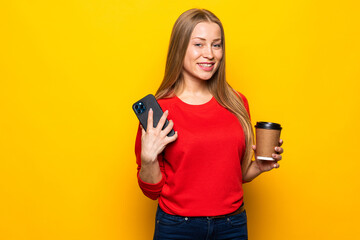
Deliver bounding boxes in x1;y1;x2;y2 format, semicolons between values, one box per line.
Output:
272;154;276;158
165;110;168;114
149;108;152;112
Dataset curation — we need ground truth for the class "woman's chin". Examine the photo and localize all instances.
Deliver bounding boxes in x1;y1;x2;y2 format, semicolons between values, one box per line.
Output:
197;73;215;81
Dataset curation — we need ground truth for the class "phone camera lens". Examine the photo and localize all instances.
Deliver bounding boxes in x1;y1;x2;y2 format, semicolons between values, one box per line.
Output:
135;102;146;114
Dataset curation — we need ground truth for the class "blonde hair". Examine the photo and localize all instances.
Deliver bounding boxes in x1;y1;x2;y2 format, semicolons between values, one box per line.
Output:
155;9;254;175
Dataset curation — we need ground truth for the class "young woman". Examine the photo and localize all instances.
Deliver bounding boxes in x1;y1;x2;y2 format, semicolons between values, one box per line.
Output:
134;8;284;240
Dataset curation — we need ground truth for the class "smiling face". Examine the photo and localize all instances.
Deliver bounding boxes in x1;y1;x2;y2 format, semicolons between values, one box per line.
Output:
182;21;223;83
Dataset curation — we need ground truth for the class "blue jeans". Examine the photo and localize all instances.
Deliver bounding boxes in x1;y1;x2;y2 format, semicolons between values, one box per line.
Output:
153;204;248;240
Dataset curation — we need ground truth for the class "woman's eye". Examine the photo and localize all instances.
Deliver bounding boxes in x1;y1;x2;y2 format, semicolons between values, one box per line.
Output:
194;43;202;47
213;44;221;48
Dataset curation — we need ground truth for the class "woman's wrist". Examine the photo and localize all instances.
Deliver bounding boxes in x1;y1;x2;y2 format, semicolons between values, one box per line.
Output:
139;159;161;184
141;152;158;164
252;160;263;174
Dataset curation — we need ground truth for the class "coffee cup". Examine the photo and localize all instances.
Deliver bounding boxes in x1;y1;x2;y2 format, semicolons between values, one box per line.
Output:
254;122;282;161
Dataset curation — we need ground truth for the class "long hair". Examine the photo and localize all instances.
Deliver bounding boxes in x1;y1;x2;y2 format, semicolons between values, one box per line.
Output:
155;8;254;176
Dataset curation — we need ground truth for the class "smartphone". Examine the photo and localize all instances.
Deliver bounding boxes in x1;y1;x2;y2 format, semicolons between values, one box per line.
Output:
132;94;175;137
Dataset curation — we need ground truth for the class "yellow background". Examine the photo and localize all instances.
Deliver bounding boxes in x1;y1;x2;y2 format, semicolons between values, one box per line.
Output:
1;0;359;239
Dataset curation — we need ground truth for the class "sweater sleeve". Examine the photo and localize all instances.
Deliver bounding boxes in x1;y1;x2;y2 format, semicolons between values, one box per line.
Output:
135;123;165;200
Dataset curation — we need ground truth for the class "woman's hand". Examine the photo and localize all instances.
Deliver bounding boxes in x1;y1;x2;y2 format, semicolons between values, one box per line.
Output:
252;139;284;172
140;108;178;164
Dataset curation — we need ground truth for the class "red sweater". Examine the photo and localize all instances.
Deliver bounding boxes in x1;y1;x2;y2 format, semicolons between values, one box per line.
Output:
135;93;250;217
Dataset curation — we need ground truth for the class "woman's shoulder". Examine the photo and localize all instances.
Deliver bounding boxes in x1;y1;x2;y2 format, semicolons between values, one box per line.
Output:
233;90;250;114
233;90;248;104
157;95;176;102
157;95;177;108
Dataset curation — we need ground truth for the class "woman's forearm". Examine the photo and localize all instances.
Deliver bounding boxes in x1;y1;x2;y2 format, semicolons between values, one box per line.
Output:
139;158;162;184
242;161;263;182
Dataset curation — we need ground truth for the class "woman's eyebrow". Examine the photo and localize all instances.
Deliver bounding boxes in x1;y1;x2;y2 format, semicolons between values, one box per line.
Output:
192;37;221;41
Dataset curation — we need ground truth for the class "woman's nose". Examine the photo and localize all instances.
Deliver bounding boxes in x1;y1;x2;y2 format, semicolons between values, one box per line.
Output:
203;45;214;59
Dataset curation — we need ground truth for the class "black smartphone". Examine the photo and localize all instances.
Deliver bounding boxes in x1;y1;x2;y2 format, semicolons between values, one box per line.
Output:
132;94;175;137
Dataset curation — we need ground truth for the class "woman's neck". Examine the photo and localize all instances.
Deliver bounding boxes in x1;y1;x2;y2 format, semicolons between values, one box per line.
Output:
175;77;213;105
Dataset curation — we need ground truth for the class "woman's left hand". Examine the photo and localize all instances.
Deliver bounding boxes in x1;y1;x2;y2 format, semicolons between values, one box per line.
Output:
252;139;284;172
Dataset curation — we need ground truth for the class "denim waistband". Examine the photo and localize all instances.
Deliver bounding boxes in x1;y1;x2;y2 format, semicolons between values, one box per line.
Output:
157;202;245;219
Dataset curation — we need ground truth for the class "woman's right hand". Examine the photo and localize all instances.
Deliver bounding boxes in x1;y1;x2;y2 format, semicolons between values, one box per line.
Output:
140;108;178;164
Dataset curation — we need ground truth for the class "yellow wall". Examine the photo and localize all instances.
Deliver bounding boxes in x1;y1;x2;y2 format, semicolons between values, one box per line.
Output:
1;0;359;239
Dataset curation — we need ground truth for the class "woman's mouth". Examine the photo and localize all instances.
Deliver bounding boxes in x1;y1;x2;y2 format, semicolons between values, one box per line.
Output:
197;62;215;71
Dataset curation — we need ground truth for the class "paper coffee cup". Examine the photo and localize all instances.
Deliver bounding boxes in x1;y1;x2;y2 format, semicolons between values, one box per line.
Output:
255;122;282;161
